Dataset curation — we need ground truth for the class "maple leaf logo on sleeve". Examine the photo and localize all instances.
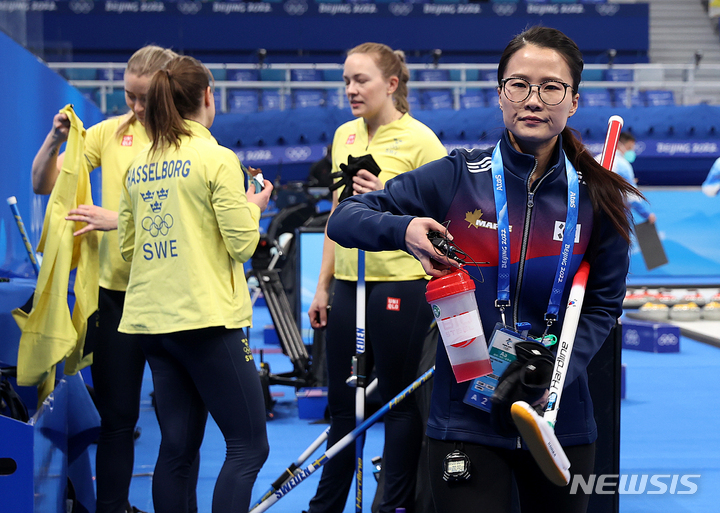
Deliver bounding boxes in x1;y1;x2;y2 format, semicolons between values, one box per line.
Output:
465;209;483;228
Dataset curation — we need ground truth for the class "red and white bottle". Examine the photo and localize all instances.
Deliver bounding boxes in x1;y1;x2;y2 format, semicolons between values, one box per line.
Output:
426;271;492;382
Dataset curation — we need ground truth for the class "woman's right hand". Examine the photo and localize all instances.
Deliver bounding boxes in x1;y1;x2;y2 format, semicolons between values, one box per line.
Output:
50;113;71;146
308;288;331;329
405;217;462;277
33;113;71;194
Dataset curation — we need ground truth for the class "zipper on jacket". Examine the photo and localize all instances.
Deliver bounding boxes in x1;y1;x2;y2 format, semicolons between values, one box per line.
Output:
516;436;522;449
512;159;553;327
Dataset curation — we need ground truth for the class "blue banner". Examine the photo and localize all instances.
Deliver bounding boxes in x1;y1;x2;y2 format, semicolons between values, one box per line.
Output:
585;139;720;159
233;138;720;168
234;144;326;167
27;1;649;55
1;0;640;18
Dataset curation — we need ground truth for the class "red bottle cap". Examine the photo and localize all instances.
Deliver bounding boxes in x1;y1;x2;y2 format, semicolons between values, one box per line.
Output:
425;270;475;303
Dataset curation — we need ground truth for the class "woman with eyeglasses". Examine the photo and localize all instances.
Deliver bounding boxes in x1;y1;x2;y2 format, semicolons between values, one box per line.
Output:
323;27;638;512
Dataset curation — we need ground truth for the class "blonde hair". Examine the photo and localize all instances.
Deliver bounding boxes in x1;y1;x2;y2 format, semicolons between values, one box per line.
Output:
347;42;411;114
114;45;178;137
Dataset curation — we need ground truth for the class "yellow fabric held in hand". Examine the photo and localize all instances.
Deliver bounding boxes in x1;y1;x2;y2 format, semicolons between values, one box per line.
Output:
15;104;99;398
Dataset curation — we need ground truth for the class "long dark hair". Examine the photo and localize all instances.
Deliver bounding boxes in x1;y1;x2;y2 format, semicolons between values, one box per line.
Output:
498;26;640;243
145;55;211;157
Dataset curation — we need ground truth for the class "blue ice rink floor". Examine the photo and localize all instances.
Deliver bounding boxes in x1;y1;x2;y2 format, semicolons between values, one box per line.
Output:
110;305;720;513
619;335;720;513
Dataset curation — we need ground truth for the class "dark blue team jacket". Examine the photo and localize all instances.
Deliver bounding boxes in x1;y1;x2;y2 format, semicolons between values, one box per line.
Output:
328;130;628;449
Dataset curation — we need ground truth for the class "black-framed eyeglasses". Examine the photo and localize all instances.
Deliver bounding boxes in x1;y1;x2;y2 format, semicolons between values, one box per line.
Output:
500;77;573;106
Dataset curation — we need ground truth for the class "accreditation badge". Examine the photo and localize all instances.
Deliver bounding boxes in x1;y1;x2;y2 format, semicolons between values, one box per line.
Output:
463;322;529;412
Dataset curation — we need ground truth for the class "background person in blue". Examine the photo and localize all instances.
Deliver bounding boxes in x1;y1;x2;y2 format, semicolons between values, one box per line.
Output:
702;156;720;197
595;131;656;224
326;27;638;513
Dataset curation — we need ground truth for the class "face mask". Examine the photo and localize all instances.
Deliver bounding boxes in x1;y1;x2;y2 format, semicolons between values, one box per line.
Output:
624;150;637;163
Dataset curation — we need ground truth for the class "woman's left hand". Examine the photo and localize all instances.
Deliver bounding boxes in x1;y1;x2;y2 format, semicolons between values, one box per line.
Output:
352;169;383;195
246;180;274;213
66;205;118;236
531;389;550;410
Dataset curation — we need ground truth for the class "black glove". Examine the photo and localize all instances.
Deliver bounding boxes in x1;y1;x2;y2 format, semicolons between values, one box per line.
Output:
490;341;555;437
328;154;382;202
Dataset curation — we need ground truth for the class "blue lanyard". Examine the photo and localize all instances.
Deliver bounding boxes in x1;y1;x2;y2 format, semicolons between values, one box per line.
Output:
490;142;579;330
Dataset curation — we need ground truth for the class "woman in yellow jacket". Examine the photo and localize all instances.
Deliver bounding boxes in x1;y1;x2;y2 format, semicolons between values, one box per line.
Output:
305;43;447;513
31;46;192;513
117;55;273;513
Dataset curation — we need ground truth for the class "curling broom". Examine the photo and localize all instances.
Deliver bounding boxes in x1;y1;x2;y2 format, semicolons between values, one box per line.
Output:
510;115;623;486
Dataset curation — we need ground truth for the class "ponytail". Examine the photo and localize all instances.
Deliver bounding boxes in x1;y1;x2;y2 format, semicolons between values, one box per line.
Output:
145;56;210;157
391;50;410;114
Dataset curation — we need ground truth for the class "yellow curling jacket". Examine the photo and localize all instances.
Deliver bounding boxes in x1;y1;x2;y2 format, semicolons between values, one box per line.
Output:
117;120;261;334
333;114;447;281
16;105;99;396
84;114;150;292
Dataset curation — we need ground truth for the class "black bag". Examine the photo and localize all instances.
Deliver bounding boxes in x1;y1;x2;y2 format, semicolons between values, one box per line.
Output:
0;368;29;423
490;341;554;437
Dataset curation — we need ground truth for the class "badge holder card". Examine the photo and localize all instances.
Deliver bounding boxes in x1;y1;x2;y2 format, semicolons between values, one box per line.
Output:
463;323;529;412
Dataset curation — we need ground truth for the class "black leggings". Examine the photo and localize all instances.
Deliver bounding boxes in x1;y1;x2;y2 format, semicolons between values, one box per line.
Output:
139;327;268;513
308;279;434;513
93;288;200;513
428;438;596;513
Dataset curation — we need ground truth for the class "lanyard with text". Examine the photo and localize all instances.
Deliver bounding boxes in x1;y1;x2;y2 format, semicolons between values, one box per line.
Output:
490;142;580;335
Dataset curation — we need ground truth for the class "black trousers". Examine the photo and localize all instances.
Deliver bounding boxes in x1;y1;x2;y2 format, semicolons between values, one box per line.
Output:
139;327;268;513
308;279;434;513
92;287;200;513
428;438;596;513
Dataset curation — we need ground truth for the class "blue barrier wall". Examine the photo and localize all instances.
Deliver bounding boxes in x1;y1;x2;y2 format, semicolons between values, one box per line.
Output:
31;1;649;63
211;104;720;186
0;30;104;277
628;190;720;285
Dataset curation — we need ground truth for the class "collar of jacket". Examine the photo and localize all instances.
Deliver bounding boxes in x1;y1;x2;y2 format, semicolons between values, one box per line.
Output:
184;119;213;140
499;129;567;186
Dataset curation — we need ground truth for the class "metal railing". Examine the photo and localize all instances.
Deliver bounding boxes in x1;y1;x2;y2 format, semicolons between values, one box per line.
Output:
47;61;720;113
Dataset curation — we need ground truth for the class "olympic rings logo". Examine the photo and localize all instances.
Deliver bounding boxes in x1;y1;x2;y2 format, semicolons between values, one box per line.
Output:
285;146;312;161
284;0;307;16
493;3;516;16
69;0;94;13
596;4;619;16
624;329;640;346
142;214;174;237
389;3;413;16
657;334;678;346
177;1;201;15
